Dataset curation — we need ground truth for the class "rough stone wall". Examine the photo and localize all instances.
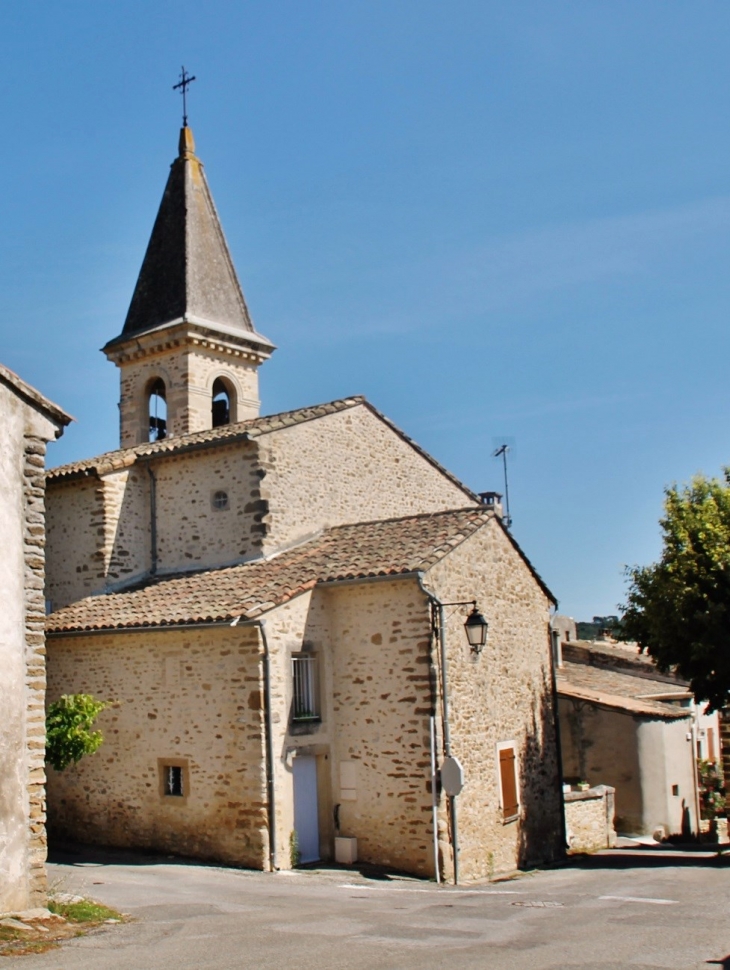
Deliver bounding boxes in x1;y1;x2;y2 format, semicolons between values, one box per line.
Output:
0;383;58;912
46;440;264;606
47;403;473;608
152;442;264;572
46;626;269;868
21;434;51;906
425;521;562;880
259;582;435;877
116;342;261;449
45;479;105;609
259;404;474;552
564;787;616;852
104;468;151;588
325;581;435;876
258;590;332;868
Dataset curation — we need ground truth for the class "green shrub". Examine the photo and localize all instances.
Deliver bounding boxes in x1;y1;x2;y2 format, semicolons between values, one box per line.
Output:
46;694;108;772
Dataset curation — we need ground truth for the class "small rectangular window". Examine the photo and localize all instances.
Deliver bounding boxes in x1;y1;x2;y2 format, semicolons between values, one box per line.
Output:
292;655;319;721
498;743;520;821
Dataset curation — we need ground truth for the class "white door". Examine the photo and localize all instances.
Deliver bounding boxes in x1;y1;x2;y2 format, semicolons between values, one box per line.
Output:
293;755;320;864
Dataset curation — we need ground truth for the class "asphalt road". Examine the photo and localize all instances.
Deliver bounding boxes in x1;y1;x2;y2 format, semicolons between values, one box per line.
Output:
22;843;730;970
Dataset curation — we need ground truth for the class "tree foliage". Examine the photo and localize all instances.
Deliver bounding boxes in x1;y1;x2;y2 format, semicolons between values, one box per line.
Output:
621;471;730;712
46;694;108;772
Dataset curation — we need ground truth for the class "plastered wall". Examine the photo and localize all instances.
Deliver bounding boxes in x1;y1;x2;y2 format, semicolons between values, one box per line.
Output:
558;699;696;836
46;626;269;868
0;383;58;912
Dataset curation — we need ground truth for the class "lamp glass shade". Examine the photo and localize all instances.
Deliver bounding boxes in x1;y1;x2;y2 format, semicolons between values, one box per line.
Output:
464;607;488;649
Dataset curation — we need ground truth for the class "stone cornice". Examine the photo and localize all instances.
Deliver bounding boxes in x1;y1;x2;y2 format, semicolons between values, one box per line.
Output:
103;317;275;366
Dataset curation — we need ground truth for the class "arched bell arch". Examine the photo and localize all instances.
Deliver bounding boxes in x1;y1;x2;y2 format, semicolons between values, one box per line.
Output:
211;376;237;428
147;377;167;441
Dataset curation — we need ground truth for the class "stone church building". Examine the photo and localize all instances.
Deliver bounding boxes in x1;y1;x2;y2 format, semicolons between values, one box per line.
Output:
45;125;563;881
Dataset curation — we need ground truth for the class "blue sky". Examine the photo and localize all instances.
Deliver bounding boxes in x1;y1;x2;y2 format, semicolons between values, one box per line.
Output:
2;2;729;620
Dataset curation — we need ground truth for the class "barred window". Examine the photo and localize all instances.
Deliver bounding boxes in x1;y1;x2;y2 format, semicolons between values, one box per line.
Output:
165;765;183;797
292;655;319;721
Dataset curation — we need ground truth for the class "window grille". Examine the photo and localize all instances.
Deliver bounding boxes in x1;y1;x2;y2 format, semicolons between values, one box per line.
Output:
292;655;319;721
212;490;229;511
165;765;183;796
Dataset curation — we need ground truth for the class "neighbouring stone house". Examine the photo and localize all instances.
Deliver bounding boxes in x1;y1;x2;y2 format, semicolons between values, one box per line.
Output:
44;124;564;881
556;638;719;837
0;364;70;913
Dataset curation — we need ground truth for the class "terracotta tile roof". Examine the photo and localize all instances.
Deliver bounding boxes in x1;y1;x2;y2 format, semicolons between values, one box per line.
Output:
47;397;365;480
561;640;686;686
47;507;493;634
557;661;691;719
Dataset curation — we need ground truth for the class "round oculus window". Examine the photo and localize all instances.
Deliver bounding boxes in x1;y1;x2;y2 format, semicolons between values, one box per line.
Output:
212;490;229;511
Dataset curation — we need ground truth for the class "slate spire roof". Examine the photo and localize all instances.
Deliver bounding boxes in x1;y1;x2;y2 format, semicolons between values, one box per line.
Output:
106;126;268;347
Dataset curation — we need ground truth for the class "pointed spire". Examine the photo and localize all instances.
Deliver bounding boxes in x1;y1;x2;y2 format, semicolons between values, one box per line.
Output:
116;127;263;342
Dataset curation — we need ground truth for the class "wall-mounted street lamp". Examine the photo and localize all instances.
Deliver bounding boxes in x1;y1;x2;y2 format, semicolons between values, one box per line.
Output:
442;600;489;655
464;605;489;654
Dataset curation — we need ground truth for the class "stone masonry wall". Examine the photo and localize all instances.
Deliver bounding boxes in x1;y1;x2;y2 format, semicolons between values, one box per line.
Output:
564;786;616;853
22;435;51;905
259;404;474;552
425;520;562;880
152;442;263;573
116;342;262;449
45;479;105;610
325;581;435;876
259;581;435;877
47;403;473;610
46;626;269;868
46;440;264;607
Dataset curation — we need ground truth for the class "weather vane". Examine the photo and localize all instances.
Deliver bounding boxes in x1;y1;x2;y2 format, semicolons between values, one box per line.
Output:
173;66;197;127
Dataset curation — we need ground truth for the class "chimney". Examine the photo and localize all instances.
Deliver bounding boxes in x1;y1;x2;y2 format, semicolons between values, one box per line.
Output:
479;491;503;518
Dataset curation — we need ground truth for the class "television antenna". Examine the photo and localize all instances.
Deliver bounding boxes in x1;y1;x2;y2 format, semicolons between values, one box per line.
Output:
492;443;512;529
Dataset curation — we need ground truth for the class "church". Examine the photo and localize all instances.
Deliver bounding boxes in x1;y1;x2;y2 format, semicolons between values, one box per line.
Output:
44;122;563;882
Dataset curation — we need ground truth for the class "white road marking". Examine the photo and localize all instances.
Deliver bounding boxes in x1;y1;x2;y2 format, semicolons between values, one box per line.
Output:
599;894;678;905
338;883;522;895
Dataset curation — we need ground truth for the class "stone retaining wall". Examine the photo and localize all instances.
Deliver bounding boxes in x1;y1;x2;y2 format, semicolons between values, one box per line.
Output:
564;785;616;853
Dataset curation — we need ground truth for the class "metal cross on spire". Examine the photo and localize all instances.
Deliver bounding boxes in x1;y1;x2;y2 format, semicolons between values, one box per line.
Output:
173;66;197;127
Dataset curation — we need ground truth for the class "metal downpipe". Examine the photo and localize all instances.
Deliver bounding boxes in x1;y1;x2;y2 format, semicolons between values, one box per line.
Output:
258;620;277;872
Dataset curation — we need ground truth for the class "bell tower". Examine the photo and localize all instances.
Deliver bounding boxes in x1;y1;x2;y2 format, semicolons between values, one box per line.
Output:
103;126;275;449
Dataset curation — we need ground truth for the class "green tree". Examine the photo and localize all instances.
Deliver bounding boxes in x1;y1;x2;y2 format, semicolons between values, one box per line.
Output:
46;694;108;772
622;471;730;712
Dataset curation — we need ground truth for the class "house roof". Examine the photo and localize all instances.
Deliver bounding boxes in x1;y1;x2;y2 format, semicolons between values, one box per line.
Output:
104;126;271;352
0;362;73;431
557;661;691;720
561;639;686;686
47;397;480;506
47;506;495;634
